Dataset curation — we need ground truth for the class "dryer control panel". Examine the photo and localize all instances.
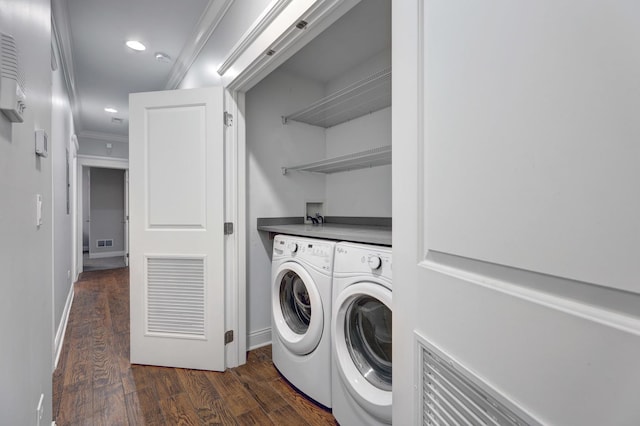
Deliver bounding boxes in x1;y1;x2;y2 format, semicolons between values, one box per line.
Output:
334;242;392;279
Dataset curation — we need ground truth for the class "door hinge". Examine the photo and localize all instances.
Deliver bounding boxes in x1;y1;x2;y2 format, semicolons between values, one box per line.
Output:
224;111;233;127
224;330;234;345
224;222;234;235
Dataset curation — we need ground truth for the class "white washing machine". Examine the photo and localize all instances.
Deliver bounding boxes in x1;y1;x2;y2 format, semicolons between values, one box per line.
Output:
271;234;335;408
332;242;392;425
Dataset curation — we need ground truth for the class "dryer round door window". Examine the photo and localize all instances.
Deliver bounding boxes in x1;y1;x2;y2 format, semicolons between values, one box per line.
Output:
345;295;392;391
333;281;392;423
272;262;324;356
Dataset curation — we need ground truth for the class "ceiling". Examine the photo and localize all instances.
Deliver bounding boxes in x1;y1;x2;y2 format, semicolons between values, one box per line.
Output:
55;0;211;139
53;0;390;143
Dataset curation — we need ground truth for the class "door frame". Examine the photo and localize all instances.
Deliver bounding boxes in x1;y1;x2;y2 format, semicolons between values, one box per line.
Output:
219;0;362;369
76;155;129;277
223;89;247;367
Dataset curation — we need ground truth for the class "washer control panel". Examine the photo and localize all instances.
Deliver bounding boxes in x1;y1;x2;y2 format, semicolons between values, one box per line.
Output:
273;235;336;271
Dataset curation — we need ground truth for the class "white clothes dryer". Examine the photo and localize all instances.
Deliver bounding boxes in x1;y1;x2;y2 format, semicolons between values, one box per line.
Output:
332;242;392;425
271;234;336;408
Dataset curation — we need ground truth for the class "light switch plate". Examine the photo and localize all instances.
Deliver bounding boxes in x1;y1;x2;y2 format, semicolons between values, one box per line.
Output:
36;194;42;227
35;129;48;157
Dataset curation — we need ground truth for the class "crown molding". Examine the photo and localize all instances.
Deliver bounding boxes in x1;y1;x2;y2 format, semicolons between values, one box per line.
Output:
164;0;235;90
225;0;359;91
216;0;294;77
78;130;129;144
51;0;81;130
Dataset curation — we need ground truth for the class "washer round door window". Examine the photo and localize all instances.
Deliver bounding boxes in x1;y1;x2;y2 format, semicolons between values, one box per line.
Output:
280;271;311;333
273;262;324;355
345;295;392;391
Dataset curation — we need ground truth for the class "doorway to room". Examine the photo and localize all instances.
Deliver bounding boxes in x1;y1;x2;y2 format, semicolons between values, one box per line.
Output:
76;155;129;276
82;166;128;271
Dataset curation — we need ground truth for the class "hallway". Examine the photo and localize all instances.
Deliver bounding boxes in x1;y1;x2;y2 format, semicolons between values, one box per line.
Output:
52;268;337;425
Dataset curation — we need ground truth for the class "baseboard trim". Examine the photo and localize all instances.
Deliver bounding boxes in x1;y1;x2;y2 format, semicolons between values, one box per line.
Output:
54;282;74;370
248;327;271;350
89;250;125;259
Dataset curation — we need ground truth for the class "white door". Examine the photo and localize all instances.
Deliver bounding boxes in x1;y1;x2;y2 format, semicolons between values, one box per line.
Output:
129;87;225;371
393;1;640;425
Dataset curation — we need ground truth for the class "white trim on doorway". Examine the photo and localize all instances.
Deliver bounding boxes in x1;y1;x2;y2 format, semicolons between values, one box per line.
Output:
194;0;362;368
76;155;129;276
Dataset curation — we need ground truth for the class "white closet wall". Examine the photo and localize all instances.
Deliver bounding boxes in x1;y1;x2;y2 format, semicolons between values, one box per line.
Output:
245;69;326;347
326;48;390;94
323;48;391;216
325;107;391;217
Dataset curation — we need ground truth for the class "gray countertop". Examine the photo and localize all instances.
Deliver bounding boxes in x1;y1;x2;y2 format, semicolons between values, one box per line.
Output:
257;219;391;246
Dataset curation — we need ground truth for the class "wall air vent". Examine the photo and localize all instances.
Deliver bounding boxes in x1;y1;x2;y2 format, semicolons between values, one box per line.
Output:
417;333;540;426
0;32;26;122
96;239;114;248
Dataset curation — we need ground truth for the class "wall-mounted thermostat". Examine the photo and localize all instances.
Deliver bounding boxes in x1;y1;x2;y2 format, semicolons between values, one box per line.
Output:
35;129;48;157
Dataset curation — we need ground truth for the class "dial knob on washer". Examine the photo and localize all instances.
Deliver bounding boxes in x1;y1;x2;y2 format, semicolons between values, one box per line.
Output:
288;242;298;253
368;255;382;270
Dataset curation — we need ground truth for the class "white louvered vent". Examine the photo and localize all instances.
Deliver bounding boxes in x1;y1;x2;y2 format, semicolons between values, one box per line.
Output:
418;335;539;426
146;257;205;337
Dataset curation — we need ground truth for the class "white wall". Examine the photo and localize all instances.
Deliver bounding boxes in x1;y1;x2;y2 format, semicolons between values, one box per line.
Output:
89;168;125;256
325;106;391;217
78;136;128;159
326;47;390;94
245;69;326;345
322;48;392;217
0;0;54;423
52;32;76;338
393;1;640;425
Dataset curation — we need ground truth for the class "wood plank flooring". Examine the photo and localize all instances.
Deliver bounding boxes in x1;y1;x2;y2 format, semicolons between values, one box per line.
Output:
53;268;337;425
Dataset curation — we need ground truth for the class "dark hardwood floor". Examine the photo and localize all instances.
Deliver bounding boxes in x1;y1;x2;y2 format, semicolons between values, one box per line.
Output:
53;267;337;425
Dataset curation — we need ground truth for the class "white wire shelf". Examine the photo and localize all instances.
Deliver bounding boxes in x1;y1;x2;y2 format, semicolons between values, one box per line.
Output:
282;145;391;175
282;68;391;128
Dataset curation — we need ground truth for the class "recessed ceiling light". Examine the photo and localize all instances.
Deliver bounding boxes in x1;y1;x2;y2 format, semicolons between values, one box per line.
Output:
126;40;146;51
104;107;118;113
155;52;171;63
